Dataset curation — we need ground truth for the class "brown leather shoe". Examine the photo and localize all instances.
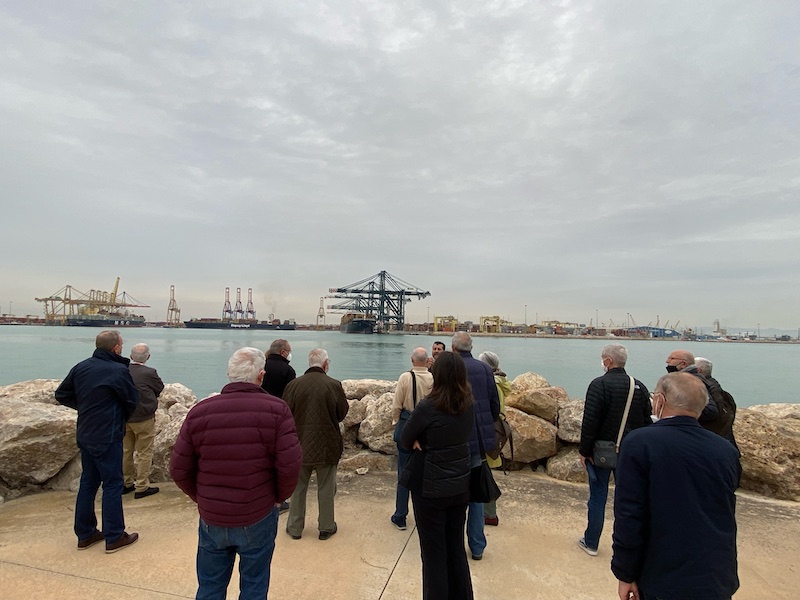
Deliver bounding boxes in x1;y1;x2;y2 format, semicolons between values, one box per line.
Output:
105;532;139;554
484;515;499;526
77;531;104;550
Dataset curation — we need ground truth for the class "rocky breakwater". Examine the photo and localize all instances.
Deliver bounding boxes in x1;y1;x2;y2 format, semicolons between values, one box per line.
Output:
1;378;798;503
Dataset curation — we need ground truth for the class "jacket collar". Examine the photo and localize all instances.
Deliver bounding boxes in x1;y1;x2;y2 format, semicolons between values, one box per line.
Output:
220;382;268;395
304;366;326;375
268;354;290;364
92;348;130;366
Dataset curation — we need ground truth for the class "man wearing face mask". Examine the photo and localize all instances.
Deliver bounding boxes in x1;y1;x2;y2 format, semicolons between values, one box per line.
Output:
577;344;651;557
664;349;735;446
612;372;740;600
261;339;296;398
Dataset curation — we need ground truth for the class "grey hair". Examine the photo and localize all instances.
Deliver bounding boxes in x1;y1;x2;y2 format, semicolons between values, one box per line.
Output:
308;348;329;368
95;330;122;351
656;372;708;416
227;347;266;384
478;351;500;371
602;344;628;367
268;339;289;354
451;331;473;352
411;347;428;365
694;357;713;377
130;343;150;363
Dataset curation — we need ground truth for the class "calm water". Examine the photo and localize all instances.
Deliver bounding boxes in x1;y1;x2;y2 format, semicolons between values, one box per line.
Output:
1;326;798;407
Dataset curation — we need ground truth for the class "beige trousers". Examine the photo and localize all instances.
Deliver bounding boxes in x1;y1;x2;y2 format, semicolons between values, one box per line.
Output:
122;417;156;491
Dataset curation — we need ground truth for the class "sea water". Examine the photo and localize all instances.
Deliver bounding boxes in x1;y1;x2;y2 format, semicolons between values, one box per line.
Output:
1;326;797;407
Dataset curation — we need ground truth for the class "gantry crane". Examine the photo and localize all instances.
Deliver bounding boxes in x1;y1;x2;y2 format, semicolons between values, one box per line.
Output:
327;270;430;332
166;285;182;327
35;277;149;325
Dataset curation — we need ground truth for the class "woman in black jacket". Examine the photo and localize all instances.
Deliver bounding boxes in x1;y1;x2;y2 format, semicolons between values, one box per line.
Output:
400;351;474;600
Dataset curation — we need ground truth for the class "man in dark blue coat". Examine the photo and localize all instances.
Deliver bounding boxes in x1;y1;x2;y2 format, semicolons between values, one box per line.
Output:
612;372;740;600
56;330;141;553
451;332;500;561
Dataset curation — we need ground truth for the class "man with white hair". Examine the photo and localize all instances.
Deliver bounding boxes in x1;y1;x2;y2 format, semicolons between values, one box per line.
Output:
124;343;164;499
612;372;740;600
390;347;434;530
451;331;500;561
170;347;302;599
283;348;349;541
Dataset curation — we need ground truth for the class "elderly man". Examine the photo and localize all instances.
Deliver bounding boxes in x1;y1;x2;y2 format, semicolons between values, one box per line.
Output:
665;349;735;444
55;330;140;553
612;372;741;600
451;331;500;561
170;347;302;599
578;344;651;557
261;338;296;398
390;347;434;530
124;343;164;499
283;348;349;541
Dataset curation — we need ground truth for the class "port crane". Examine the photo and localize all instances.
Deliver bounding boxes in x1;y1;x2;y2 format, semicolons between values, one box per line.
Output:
35;277;149;325
327;270;430;332
166;285;182;327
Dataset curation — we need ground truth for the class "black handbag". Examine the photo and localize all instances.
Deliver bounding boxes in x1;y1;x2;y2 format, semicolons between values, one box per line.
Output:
592;376;635;469
469;412;502;503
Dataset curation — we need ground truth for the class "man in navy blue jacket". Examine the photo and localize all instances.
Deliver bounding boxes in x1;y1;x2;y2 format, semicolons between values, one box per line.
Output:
452;332;500;561
56;330;141;553
612;372;740;600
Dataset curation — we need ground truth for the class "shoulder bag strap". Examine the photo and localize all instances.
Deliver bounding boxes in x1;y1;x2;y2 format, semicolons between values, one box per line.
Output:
410;370;418;408
615;376;636;452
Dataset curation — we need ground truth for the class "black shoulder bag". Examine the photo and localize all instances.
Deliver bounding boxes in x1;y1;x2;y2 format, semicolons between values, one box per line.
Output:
469;411;502;503
393;371;417;444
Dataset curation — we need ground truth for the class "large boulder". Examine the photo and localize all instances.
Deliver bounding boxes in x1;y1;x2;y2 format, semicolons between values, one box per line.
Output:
0;379;62;405
736;408;800;501
342;379;396;400
149;384;197;483
357;392;395;454
546;446;588;484
505;407;558;463
557;397;584;443
506;385;566;424
0;398;77;487
749;403;800;420
343;397;369;429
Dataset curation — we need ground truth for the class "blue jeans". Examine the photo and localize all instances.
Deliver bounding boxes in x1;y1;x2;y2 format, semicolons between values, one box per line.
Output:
75;442;125;543
583;461;613;550
393;447;411;519
466;453;486;557
196;508;279;600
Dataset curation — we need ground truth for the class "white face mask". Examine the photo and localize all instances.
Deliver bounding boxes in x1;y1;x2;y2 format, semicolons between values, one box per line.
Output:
601;359;608;373
651;394;664;423
286;352;292;362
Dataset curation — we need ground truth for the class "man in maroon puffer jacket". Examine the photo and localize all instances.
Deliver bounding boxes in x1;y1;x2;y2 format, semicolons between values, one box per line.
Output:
171;347;302;599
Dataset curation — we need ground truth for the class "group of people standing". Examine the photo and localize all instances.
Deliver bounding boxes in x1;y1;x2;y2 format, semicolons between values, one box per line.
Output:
577;343;741;600
55;330;742;600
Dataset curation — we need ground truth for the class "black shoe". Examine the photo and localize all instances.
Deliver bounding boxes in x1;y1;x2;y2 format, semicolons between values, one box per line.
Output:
134;486;159;499
471;553;483;561
286;529;301;540
319;524;337;541
106;532;138;554
122;485;135;495
279;501;290;513
77;530;104;550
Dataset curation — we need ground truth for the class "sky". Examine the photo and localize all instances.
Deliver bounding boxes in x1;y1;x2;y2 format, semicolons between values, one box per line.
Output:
1;1;798;332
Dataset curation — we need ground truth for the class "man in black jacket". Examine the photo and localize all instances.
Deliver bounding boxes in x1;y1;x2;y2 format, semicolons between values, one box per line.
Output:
55;330;141;553
261;339;296;398
124;343;165;499
578;344;651;557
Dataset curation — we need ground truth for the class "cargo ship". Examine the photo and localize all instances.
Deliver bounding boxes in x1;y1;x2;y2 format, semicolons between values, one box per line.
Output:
184;318;296;330
66;313;146;327
340;313;376;334
35;278;149;327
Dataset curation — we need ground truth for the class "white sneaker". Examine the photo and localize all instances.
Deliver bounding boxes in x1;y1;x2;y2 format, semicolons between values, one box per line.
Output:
578;538;598;556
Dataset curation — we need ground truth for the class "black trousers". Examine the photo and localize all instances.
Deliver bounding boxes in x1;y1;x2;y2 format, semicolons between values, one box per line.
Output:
411;491;474;600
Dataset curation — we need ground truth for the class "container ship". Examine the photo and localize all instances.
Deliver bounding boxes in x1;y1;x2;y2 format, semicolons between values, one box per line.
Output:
35;278;149;327
184;318;296;330
340;313;376;334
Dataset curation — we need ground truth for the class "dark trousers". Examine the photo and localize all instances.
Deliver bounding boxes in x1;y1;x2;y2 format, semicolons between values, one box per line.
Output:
75;441;125;543
411;491;474;600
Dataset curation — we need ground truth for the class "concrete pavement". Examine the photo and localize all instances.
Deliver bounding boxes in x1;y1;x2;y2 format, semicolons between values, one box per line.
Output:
1;470;798;599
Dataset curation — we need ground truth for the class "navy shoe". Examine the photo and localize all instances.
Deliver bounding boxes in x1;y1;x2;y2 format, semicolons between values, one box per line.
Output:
390;515;407;531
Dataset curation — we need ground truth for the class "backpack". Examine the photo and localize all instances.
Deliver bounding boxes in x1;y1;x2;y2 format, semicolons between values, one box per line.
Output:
718;389;737;430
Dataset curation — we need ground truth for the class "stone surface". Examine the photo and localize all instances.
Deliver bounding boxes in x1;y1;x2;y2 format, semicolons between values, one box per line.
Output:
0;379;61;405
357;392;395;455
340;450;394;472
343;397;368;429
510;372;550;392
749;403;800;420
545;446;588;484
342;379;396;400
504;407;558;463
557;397;584;443
506;385;565;423
0;398;77;487
736;408;800;501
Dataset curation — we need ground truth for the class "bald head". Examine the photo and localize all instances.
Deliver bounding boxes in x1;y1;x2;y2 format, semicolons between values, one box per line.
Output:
411;347;428;366
666;349;695;372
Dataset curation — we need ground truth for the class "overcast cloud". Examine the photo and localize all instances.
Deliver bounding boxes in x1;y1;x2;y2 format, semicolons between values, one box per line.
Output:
1;1;798;331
